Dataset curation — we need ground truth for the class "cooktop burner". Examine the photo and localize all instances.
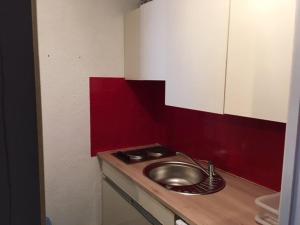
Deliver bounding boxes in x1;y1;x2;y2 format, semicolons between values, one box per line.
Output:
113;146;175;164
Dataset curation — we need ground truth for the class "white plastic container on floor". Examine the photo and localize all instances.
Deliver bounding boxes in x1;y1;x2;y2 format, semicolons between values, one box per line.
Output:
255;193;280;225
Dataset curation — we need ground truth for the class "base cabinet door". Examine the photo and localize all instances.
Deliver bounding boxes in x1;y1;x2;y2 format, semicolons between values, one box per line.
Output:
102;179;153;225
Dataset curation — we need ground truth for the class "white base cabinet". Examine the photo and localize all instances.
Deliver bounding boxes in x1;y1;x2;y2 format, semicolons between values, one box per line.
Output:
101;161;175;225
102;179;152;225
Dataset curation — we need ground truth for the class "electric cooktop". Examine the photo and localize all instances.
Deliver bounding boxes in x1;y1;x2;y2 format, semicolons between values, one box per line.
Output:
113;146;175;164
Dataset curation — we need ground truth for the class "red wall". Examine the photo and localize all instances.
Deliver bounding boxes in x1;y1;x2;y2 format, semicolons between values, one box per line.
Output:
90;78;166;153
164;107;285;191
90;77;285;191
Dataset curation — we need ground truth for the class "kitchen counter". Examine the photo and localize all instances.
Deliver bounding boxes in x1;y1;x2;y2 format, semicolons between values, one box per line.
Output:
98;145;274;225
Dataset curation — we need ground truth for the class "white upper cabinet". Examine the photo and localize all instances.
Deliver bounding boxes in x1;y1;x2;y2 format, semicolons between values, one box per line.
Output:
165;0;230;114
225;0;296;122
124;8;141;80
140;0;167;80
124;0;295;122
124;0;167;80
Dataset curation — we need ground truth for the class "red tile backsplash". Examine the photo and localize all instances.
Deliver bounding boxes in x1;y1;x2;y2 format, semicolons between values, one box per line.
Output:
90;78;166;154
90;77;285;191
164;106;285;191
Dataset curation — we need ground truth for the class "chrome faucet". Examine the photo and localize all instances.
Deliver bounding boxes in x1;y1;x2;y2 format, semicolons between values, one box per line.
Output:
176;152;215;179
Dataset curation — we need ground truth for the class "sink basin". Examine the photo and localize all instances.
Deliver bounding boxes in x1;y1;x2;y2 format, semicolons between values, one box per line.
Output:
144;161;226;195
146;161;206;186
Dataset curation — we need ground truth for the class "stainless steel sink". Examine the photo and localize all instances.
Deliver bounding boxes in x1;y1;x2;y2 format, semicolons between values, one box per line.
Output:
144;161;226;195
146;161;206;186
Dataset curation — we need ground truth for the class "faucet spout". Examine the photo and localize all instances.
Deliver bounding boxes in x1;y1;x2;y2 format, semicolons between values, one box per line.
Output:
176;152;214;177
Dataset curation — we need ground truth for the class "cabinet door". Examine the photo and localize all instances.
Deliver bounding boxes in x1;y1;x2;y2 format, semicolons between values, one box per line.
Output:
140;0;167;80
124;0;167;81
225;0;296;122
102;179;152;225
165;0;230;114
124;8;141;80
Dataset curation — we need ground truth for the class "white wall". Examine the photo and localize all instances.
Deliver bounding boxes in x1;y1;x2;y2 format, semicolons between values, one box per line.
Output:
35;0;138;225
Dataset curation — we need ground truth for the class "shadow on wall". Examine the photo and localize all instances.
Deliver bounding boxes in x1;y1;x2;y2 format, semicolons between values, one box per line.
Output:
90;77;286;191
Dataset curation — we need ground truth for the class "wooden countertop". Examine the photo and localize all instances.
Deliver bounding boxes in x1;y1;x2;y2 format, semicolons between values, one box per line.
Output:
98;145;274;225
